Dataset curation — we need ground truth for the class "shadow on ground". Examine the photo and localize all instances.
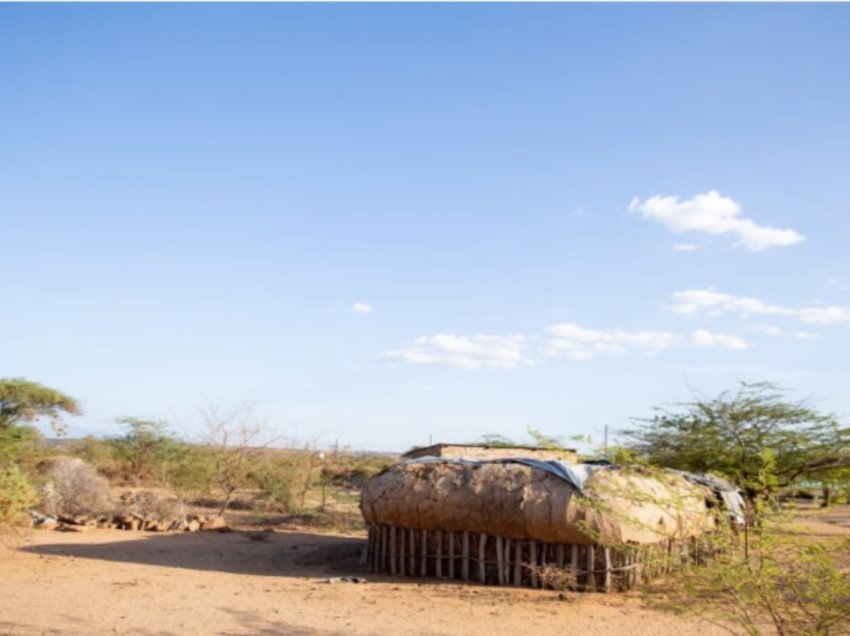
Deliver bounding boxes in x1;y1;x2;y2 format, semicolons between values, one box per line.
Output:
21;530;367;579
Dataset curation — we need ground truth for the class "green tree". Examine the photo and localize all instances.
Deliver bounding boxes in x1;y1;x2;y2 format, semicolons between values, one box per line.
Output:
623;382;850;506
0;378;79;433
110;417;178;485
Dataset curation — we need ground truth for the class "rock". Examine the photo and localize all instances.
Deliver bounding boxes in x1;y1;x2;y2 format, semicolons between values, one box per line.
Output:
186;519;201;532
325;576;367;584
38;518;58;531
200;516;226;531
58;523;90;532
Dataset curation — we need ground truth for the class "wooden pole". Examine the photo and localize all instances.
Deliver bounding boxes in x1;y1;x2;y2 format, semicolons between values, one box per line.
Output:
390;526;397;575
587;545;596;591
571;544;579;590
514;540;522;585
478;533;487;583
382;526;389;573
449;531;456;579
436;530;443;579
504;539;511;585
409;528;416;575
421;530;428;576
603;547;612;593
462;531;470;581
368;526;376;573
399;527;406;575
529;540;537;588
495;536;504;585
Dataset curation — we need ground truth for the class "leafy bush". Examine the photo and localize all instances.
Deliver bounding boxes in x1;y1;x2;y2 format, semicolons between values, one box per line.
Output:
40;457;114;518
247;457;299;512
664;519;850;636
0;462;38;526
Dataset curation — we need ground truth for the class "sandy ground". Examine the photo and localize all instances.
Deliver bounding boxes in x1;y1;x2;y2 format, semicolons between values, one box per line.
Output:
1;507;847;636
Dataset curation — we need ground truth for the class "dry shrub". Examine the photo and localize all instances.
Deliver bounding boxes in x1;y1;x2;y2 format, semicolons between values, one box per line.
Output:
531;563;578;591
123;490;186;521
40;457;114;518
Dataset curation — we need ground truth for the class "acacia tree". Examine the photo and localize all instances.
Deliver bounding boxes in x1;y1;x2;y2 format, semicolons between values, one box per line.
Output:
110;417;178;485
0;378;79;433
0;378;80;463
622;382;850;507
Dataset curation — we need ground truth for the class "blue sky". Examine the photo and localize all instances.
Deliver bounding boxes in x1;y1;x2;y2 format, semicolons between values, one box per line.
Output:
2;4;849;452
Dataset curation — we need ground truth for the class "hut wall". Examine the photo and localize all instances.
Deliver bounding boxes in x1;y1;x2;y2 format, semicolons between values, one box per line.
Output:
361;462;715;546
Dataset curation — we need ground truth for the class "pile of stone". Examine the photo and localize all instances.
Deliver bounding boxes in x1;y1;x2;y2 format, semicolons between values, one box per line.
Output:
31;510;230;533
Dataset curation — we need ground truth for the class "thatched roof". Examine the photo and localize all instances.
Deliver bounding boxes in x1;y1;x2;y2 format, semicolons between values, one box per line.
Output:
360;460;717;546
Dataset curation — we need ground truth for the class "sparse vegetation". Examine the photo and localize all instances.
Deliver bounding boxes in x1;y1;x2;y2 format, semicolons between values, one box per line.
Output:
659;515;850;636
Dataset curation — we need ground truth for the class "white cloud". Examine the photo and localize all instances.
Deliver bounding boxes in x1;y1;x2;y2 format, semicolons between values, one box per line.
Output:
751;323;783;336
670;289;850;325
792;331;820;340
691;329;749;350
544;323;748;359
749;324;820;340
827;277;849;291
381;334;531;370
673;243;698;252
572;207;587;216
630;190;804;251
352;302;374;314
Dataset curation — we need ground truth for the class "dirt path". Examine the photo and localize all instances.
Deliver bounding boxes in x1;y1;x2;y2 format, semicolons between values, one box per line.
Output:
0;528;732;636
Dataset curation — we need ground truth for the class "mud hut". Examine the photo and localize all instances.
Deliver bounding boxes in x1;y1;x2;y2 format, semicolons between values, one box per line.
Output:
360;458;741;591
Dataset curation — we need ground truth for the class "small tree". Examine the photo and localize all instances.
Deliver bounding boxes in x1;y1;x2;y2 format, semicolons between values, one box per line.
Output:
623;383;850;507
199;403;276;516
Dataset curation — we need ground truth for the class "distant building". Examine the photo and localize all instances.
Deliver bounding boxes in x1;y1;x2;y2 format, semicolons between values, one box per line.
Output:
402;442;578;463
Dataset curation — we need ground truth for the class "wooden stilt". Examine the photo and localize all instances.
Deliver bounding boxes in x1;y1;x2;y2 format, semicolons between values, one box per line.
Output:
409;528;416;575
436;531;443;579
462;531;470;581
378;526;390;572
529;540;538;588
421;530;428;576
495;536;504;585
514;540;522;585
399;527;406;575
571;544;579;590
504;539;511;585
478;533;487;583
390;526;397;575
368;526;376;573
449;531;456;579
603;547;612;593
587;545;596;591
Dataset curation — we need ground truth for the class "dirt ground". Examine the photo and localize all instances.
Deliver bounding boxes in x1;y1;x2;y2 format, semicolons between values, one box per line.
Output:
1;506;848;636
